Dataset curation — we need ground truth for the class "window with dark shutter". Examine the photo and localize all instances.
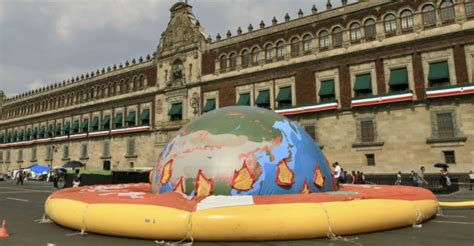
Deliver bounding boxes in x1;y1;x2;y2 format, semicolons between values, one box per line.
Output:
361;120;375;142
437;112;455;138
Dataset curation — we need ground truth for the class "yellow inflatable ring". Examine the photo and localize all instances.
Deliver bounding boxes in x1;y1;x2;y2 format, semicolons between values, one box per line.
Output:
45;183;438;241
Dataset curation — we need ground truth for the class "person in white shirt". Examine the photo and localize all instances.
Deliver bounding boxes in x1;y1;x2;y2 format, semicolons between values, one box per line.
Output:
333;162;342;190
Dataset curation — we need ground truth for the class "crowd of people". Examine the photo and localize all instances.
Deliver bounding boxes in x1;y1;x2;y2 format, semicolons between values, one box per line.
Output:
332;162;368;190
9;167;81;189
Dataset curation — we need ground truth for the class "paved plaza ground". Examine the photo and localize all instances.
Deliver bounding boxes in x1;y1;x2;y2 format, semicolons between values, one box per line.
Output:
0;180;473;246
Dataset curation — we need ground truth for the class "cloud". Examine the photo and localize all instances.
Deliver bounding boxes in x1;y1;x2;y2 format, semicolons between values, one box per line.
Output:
0;0;357;97
28;80;45;91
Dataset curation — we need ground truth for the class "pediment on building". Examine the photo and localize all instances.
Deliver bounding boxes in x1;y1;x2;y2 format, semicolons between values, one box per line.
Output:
158;3;207;54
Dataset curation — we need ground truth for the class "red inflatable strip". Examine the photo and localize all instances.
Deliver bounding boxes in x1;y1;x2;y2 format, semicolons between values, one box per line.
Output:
253;184;437;205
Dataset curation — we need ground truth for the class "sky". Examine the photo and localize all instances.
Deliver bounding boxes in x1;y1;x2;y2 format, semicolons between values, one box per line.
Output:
0;0;356;98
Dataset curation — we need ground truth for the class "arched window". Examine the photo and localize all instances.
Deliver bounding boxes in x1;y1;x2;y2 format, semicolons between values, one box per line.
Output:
251;47;260;65
219;55;227;71
290;37;300;56
319;31;329;48
276;41;285;59
241;49;250;67
350;23;362;41
365;18;377;39
121;80;128;94
229;52;237;69
422;5;436;26
384;14;397;34
332;27;343;46
466;1;474;17
303;34;312;52
400;10;414;30
139;76;145;88
132;77;139;91
440;0;455;22
265;44;274;60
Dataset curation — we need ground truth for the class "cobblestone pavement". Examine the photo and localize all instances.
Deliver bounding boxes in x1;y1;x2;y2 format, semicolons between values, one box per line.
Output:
1;180;473;246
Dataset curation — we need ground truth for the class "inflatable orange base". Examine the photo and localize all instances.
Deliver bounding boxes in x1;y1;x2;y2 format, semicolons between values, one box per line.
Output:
45;184;438;241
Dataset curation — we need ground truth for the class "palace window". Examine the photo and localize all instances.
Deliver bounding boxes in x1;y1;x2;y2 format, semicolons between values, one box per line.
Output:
276;41;285;59
103;142;110;158
423;5;436;26
275;86;292;108
237;93;251;106
265;44;274;61
255;90;271;109
440;0;455;22
17;149;23;162
6;150;10;163
219;55;227;71
81;119;89;133
126;111;136;127
55;124;62;136
63;145;69;160
304;125;317;142
251;47;260;65
319;31;329;49
91;117;99;131
229;53;237;69
31;147;37;162
46;146;52;161
466;1;473;17
140;109;150;126
400;10;414;30
384;14;397;34
443;151;456;164
436;112;455;138
0;151;3;162
63;122;71;135
319;79;336;102
354;73;372;97
168;103;183;121
303;34;312;52
127;139;136;157
203;98;216;113
332;27;343;47
360;120;375;143
428;60;450;87
366;154;376;166
350;23;362;41
102;115;111;130
81;144;88;160
114;113;123;128
388;67;409;92
241;50;250;67
291;37;300;56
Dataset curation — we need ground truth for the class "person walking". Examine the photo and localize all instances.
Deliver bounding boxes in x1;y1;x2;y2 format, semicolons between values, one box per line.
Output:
16;169;24;186
470;171;474;191
333;162;342;190
351;170;357;184
52;170;59;189
395;171;402;185
72;169;81;187
410;170;417;186
416;166;428;187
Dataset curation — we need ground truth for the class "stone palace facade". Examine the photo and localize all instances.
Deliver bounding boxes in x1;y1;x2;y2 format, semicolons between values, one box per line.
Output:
1;0;473;174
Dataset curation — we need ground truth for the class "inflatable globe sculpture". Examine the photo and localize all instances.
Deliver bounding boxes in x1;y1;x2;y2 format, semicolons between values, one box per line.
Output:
151;106;333;197
45;106;457;241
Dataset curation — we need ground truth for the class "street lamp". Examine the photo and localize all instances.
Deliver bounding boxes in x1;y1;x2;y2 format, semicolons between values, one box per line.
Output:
50;144;59;168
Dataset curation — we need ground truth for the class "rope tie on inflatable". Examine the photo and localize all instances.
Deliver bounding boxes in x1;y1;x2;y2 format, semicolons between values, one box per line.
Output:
411;201;424;228
35;213;52;224
66;205;89;236
318;203;362;245
155;211;194;246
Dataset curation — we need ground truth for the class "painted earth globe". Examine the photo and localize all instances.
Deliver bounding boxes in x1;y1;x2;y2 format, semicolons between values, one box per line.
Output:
151;106;334;197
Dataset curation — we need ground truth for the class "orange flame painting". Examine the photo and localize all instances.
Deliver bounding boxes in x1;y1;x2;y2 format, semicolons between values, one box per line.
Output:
313;162;325;188
300;179;311;194
173;176;185;194
160;159;174;185
275;158;294;186
230;161;256;191
194;169;213;198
